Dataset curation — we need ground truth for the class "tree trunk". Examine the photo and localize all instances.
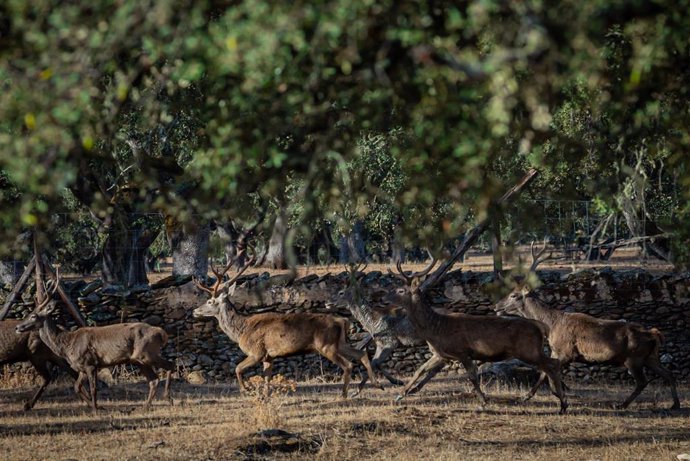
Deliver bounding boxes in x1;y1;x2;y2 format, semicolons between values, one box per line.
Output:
102;214;158;289
339;220;366;263
215;221;239;264
264;209;289;269
0;260;23;287
491;218;502;275
166;218;210;278
390;236;405;264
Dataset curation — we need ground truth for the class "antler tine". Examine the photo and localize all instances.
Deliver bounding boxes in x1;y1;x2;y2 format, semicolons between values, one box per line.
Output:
36;267;60;312
224;250;255;288
395;260;414;285
192;276;214;295
529;238;553;272
411;257;437;279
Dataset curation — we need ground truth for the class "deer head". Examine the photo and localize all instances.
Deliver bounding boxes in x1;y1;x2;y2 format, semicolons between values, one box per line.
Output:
495;240;551;315
192;249;255;319
326;262;368;310
384;257;437;306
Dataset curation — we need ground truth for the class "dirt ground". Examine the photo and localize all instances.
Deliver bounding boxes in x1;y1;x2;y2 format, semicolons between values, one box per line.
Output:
0;376;688;461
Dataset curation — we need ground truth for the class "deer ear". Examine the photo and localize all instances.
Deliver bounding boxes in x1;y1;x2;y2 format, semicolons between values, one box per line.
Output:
226;283;237;297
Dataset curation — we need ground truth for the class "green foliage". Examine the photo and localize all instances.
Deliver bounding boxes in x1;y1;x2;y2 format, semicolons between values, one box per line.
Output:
1;0;690;266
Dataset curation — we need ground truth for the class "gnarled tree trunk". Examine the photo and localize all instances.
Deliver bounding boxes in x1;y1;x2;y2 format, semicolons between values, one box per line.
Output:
166;218;210;279
102;213;158;289
339;220;366;263
264;209;289;269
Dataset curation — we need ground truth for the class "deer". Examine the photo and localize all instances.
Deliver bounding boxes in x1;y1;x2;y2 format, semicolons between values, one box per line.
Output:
325;263;445;391
0;319;83;410
16;273;174;411
494;241;681;410
192;251;383;398
385;258;569;414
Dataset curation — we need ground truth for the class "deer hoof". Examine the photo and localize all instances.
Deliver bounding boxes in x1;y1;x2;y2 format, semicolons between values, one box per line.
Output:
388;378;404;386
671;403;681;410
559;402;569;415
394;394;405;403
22;401;32;411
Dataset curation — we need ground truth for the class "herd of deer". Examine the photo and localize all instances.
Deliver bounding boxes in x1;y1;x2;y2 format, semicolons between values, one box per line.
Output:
0;244;681;415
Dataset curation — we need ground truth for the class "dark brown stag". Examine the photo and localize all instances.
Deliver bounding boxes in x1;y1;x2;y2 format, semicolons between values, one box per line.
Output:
16;273;174;410
495;241;680;410
386;258;568;414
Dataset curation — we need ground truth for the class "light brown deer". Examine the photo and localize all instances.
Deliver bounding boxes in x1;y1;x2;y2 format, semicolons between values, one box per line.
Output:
495;241;680;410
16;275;174;410
192;252;383;398
0;319;82;410
386;258;568;414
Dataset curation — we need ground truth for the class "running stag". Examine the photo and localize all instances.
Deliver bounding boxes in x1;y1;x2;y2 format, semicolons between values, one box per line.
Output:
193;252;383;398
495;241;680;410
387;259;568;414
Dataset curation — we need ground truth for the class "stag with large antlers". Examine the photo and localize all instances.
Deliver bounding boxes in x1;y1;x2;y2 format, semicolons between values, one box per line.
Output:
325;263;444;389
495;241;681;410
16;272;174;411
193;251;383;397
386;258;568;413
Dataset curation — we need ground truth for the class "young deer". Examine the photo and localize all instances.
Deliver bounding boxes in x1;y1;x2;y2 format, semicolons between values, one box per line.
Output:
16;275;174;410
495;241;680;410
387;259;568;414
193;252;383;398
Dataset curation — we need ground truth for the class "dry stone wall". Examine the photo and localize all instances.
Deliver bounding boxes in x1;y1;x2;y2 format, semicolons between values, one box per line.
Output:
2;268;689;384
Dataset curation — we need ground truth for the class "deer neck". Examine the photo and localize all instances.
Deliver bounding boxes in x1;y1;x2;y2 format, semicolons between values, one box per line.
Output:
402;291;444;339
347;300;379;332
217;304;248;343
38;318;70;359
522;296;559;327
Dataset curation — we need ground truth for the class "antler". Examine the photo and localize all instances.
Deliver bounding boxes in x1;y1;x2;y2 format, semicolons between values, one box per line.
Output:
195;247;257;298
36;267;60;312
529;239;553;272
388;257;437;286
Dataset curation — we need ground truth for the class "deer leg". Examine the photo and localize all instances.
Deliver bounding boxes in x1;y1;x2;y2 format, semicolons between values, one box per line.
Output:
617;365;647;409
235;355;261;393
86;367;99;411
341;344;384;394
149;357;174;403
396;354;446;401
372;344;404;386
319;345;354;398
139;365;159;409
540;359;568;414
262;360;274;383
73;372;90;404
23;358;52;411
460;358;487;405
407;359;446;395
644;358;680;410
522;372;547;402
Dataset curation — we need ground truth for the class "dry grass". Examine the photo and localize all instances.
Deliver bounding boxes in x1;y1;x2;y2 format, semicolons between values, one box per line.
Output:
0;375;688;460
141;246;674;284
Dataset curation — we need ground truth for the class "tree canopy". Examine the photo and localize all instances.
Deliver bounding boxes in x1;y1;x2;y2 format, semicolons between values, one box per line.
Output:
1;0;689;268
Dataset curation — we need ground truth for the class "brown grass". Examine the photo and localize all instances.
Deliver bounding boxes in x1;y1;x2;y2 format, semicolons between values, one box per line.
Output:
0;376;688;460
143;246;674;284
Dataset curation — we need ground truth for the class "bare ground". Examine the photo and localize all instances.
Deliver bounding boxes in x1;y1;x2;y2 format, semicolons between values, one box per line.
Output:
0;376;688;460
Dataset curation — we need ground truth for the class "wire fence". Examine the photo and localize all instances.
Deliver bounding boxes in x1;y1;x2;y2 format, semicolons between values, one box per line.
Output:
1;200;654;276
